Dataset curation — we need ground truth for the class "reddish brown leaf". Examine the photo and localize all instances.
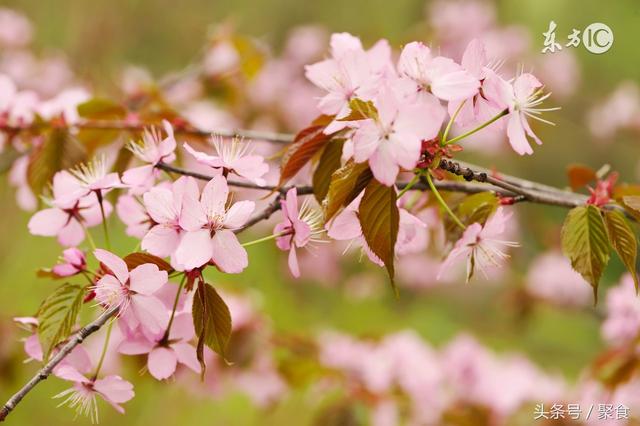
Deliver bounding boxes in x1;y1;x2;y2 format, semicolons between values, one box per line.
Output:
312;139;345;203
279;123;332;186
323;160;372;221
123;252;174;273
567;164;597;191
358;179;400;294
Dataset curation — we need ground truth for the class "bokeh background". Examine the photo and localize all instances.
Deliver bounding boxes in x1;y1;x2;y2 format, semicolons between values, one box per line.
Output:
1;0;639;424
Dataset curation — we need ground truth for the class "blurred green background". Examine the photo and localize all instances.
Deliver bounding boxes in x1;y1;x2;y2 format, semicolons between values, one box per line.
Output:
0;0;638;424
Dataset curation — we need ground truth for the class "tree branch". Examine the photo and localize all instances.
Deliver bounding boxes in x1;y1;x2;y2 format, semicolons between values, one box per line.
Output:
0;121;291;145
0;306;119;422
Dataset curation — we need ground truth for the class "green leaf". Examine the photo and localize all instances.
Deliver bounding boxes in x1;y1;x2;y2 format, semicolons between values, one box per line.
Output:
312;139;345;203
621;196;640;221
77;98;126;119
27;129;87;196
123;252;174;273
444;192;499;242
358;179;400;294
278;124;332;186
561;205;611;302
192;282;232;376
323;160;372;221
338;98;379;121
37;283;85;360
604;210;639;290
0;145;20;175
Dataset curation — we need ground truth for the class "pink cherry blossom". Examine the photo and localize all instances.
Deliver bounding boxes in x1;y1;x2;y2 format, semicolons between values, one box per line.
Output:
183;136;268;186
116;194;152;239
58;157;123;206
273;188;323;277
141;177;199;258
327;194;426;265
437;207;519;281
54;362;134;423
397;41;479;102
28;171;112;246
52;247;87;277
305;32;389;120
446;39;505;130
36;87;90;124
8;155;36;211
526;251;592;307
122;120;177;192
119;312;200;380
93;249;169;340
602;274;640;346
174;175;255;272
485;72;558;155
352;86;445;186
0;8;32;48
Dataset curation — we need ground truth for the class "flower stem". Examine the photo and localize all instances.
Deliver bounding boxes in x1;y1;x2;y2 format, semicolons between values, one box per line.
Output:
79;222;97;251
444;108;508;146
242;231;288;247
93;318;114;379
161;274;186;343
97;191;111;250
425;172;465;229
397;171;421;199
442;100;467;145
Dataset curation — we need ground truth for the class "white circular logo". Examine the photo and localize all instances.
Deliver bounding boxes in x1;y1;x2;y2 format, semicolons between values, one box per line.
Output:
582;23;614;54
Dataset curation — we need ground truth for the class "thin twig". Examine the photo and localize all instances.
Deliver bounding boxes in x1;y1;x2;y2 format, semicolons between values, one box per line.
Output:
0;306;119;422
0;121;291;145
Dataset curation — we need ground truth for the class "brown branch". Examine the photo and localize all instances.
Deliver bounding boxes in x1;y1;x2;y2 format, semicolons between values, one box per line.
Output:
0;121;291;144
437;159;633;219
0;306;119;422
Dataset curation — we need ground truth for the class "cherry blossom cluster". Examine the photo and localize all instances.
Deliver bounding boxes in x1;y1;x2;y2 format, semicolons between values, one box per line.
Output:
0;3;638;425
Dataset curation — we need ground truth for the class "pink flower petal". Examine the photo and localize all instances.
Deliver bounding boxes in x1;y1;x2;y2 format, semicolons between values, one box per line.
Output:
129;263;167;295
172;342;201;373
174;229;213;270
28;208;68;236
94;249;129;283
224;200;255;229
141;225;181;258
147;347;178;380
211;229;248;273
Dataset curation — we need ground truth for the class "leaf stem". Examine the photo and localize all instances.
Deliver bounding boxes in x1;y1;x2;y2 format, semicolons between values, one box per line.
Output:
425;172;465;229
444;109;508;146
79;222;97;251
161;274;186;343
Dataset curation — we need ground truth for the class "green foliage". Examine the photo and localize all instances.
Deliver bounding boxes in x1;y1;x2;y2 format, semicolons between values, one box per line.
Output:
561;205;611;302
604;210;639;290
358;179;400;294
36;283;85;360
338;98;379;121
193;282;232;376
322;160;372;221
444;192;499;242
312;139;345;203
27;129;87;197
621;195;640;220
